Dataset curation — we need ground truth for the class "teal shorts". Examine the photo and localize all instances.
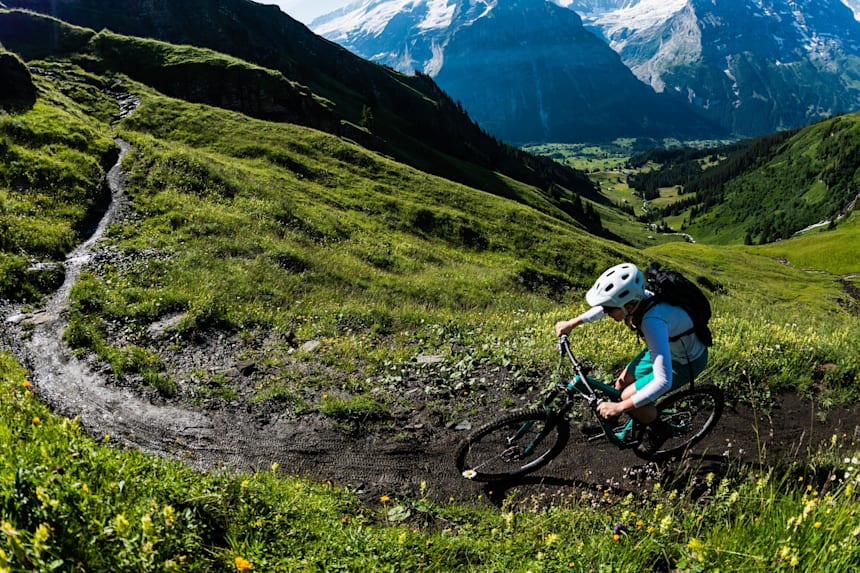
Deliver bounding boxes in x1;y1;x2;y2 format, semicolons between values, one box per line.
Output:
628;347;709;393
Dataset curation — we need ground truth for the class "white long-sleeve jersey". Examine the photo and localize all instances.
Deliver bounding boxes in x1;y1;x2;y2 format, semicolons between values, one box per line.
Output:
577;297;707;407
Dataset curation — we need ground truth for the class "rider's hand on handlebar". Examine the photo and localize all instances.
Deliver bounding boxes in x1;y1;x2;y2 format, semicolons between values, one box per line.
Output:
555;315;588;337
597;401;626;419
555;320;575;337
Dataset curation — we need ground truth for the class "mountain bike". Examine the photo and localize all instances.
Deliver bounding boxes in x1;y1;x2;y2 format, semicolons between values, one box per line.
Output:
455;334;724;482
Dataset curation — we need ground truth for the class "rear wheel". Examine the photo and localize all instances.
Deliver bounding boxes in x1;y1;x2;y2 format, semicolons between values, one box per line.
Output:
454;409;569;482
640;385;724;461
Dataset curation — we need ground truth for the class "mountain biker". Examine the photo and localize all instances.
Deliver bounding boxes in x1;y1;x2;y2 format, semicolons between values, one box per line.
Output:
554;262;709;455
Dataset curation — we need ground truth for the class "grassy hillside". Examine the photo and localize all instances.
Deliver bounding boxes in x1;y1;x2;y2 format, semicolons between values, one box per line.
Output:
0;20;859;573
0;62;116;299
754;211;860;275
622;115;860;246
0;54;856;413
0;4;601;223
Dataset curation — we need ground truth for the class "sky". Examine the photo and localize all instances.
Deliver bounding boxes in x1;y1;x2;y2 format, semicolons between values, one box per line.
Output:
265;0;355;25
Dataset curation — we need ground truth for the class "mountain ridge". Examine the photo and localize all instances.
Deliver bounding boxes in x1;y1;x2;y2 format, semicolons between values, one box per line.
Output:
1;0;601;221
312;0;723;144
314;0;860;141
562;0;860;136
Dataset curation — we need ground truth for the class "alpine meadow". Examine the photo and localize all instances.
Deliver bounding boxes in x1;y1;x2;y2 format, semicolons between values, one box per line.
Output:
1;4;860;573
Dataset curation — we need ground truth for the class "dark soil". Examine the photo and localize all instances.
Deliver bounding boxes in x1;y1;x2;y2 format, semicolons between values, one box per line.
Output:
3;140;859;511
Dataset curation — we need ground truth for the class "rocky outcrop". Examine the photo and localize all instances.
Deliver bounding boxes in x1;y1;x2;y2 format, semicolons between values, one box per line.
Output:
0;51;37;109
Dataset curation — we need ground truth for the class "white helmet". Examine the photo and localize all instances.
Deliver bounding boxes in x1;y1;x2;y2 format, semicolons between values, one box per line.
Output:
586;263;645;308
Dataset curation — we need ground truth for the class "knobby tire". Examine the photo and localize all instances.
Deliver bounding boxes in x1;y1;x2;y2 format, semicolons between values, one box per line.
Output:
455;409;569;482
639;384;724;462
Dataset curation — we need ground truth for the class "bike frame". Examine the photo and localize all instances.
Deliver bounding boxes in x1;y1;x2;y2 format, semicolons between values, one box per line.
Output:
543;335;637;449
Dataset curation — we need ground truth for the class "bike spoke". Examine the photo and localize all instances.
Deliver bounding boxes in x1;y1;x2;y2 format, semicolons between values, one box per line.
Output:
455;410;569;481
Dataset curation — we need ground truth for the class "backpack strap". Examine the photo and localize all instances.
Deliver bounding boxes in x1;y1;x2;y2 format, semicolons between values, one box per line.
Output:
628;295;658;339
669;327;697;343
632;298;699;388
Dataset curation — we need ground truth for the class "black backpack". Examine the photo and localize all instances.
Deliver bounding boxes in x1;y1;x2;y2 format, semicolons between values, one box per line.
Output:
636;262;713;347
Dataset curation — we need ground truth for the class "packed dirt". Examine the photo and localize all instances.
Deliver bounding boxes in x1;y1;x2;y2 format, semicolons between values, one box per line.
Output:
3;140;859;510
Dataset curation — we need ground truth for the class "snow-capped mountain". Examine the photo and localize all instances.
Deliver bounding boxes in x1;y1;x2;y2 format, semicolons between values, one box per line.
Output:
844;0;860;20
313;0;860;142
312;0;719;143
567;0;860;135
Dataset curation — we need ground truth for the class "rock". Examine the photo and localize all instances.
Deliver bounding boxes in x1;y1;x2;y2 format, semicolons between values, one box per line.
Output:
0;52;36;109
147;313;185;338
299;340;321;353
234;360;257;377
27;261;65;292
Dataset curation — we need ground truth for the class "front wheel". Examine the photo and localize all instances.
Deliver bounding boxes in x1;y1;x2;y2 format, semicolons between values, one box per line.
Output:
454;409;570;482
638;384;724;461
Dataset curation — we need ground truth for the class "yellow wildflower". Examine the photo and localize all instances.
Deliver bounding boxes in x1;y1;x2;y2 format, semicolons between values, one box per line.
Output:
380;495;391;503
688;538;706;563
163;505;176;527
33;523;51;556
141;514;155;536
32;417;41;425
113;514;131;537
0;522;18;537
235;556;253;571
659;515;673;530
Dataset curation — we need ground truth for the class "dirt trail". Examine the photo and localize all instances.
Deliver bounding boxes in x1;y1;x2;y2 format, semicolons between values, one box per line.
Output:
8;141;216;456
3;140;859;507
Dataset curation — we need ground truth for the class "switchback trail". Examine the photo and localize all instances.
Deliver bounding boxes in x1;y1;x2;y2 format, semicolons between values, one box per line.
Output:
3;140;859;507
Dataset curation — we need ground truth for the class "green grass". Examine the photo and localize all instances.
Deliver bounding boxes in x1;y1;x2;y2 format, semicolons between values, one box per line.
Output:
753;211;860;275
0;72;116;298
3;353;860;571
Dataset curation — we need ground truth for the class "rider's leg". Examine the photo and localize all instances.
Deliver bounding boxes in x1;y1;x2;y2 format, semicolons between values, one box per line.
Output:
614;367;635;391
622;346;707;421
621;384;658;423
625;349;709;454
